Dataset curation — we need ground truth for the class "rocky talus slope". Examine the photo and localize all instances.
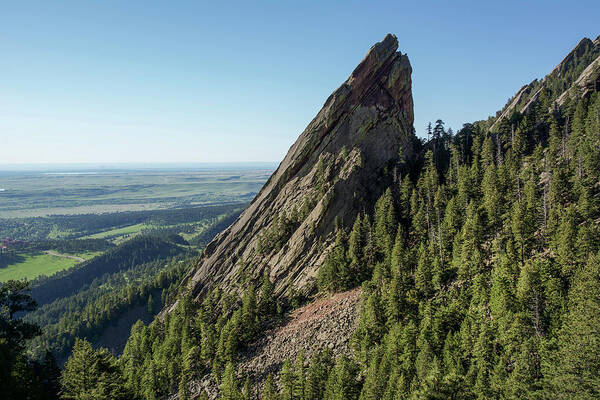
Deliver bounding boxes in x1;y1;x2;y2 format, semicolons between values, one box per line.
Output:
185;289;362;399
182;34;416;302
240;289;361;382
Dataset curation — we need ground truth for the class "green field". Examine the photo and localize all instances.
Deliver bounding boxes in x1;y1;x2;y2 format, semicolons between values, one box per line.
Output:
0;251;101;282
0;166;259;281
83;223;151;239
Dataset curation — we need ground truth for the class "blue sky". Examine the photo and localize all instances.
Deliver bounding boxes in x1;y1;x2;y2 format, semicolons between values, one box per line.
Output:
1;1;598;164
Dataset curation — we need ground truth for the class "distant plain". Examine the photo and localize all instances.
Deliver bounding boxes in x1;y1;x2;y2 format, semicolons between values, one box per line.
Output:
0;165;274;218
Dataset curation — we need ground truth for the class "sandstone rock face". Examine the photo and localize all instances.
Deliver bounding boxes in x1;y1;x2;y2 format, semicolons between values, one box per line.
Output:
490;80;538;131
550;37;597;77
183;34;415;300
553;36;600;106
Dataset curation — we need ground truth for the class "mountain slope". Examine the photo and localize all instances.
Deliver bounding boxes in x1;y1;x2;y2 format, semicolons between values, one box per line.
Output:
60;33;600;400
185;34;416;300
491;36;600;131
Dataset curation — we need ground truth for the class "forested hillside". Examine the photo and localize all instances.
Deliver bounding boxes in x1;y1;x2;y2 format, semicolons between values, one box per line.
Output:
114;35;600;400
106;79;599;400
27;252;196;363
0;205;245;399
30;235;185;306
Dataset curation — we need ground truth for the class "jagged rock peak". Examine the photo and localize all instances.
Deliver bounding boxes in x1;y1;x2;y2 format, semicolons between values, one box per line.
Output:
349;33;400;88
347;33;412;116
181;34;415;303
492;35;599;130
551;37;595;76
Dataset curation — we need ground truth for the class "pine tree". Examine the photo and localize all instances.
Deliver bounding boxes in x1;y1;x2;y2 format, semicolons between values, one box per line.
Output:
179;345;201;400
359;349;385;400
262;374;280;400
456;201;483;281
61;338;130;400
481;135;495;168
415;242;433;296
178;373;191;400
259;271;275;316
374;188;397;261
201;322;216;365
324;356;360;400
554;205;579;276
317;228;349;292
241;285;258;343
354;292;385;359
471;323;496;400
413;356;446;399
220;362;241;400
548;253;600;399
482;165;502;230
516;259;545;337
385;225;416;323
0;280;49;400
306;350;333;400
241;376;254;400
348;213;369;282
281;358;296;400
294;351;306;400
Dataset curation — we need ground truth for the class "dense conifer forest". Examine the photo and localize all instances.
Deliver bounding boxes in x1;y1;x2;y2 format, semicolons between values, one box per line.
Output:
0;205;244;399
94;88;597;399
54;57;600;399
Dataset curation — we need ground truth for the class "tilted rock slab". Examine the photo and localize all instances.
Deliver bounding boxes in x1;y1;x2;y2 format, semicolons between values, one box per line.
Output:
183;33;415;301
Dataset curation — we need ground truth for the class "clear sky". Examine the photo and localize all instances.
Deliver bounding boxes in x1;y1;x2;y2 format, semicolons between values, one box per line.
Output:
1;1;598;165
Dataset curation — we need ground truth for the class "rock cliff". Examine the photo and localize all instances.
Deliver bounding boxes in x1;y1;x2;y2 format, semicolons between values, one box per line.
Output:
182;34;416;301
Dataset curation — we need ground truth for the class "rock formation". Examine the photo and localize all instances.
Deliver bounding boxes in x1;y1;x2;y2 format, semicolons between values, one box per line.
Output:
491;36;600;131
555;53;600;104
182;34;416;301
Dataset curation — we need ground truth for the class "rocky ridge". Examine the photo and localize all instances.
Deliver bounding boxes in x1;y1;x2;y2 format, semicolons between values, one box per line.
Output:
491;36;600;131
181;34;416;302
555;53;600;104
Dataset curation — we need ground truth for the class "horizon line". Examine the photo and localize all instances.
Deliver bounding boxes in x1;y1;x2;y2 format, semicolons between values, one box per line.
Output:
0;161;280;172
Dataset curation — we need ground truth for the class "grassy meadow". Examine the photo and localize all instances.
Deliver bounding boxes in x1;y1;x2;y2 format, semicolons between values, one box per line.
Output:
0;251;101;282
83;223;151;240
